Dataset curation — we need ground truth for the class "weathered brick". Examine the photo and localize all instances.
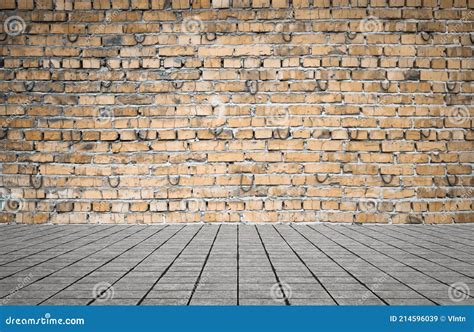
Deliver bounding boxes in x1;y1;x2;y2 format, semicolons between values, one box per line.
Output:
0;3;470;225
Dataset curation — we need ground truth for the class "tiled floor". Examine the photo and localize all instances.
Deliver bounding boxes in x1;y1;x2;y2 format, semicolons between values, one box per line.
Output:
0;223;472;306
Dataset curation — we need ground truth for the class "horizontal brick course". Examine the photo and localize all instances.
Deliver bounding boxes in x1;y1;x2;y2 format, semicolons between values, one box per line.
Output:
0;1;472;224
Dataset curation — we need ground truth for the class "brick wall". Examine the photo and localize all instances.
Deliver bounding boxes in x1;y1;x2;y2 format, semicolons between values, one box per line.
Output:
0;0;473;224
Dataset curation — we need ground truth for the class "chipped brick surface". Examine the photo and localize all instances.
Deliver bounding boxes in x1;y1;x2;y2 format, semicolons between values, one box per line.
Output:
0;1;473;224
